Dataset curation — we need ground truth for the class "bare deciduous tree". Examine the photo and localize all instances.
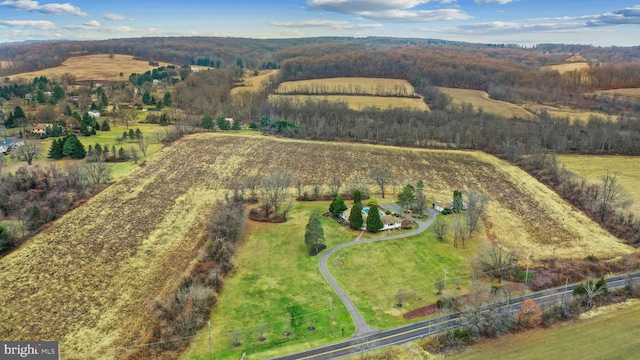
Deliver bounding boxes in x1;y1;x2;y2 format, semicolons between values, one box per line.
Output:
328;175;342;198
129;146;139;164
260;171;293;219
432;216;448;240
370;166;392;198
12;141;38;165
83;161;112;185
138;135;149;157
466;190;488;236
472;244;519;282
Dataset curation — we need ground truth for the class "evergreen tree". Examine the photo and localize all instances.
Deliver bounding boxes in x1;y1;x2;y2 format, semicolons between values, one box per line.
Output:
100;120;110;131
216;116;230;130
329;195;348;216
0;224;11;253
201;115;214;129
118;146;127;160
354;189;362;206
231;118;241;131
366;204;384;233
24;205;43;231
163;92;172;106
122;131;128;142
62;135;86;159
47;138;65;159
95;143;103;159
135;128;142;140
397;184;416;211
86;145;94;160
349;201;364;230
128;129;135;140
453;190;463;213
304;211;325;255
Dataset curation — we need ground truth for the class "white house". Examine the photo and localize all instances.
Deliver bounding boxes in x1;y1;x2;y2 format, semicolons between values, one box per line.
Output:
340;206;403;231
152;79;161;86
0;139;25;154
191;67;201;73
88;110;101;118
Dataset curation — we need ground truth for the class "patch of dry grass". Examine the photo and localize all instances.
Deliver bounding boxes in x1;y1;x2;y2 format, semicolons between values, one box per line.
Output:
0;60;12;69
558;154;640;216
231;70;278;95
269;94;430;111
277;77;418;97
595;88;640;101
542;62;590;74
0;133;630;358
437;87;535;120
522;104;618;123
7;54;172;82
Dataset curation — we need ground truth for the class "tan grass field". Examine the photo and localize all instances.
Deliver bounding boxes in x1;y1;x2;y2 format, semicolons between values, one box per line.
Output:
7;54;172;82
231;69;278;95
277;77;418;97
269;94;430;111
542;62;590;74
558;154;640;216
0;60;12;69
0;134;631;358
437;87;536;120
523;104;618;123
595;88;640;101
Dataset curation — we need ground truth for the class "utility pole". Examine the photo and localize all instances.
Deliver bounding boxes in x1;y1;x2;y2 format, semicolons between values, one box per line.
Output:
329;297;334;337
208;320;212;360
525;252;531;284
443;269;448;295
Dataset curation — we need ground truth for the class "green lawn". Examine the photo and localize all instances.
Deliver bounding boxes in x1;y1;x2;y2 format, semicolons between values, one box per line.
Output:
451;302;640;360
182;201;359;360
328;215;479;328
2;120;165;181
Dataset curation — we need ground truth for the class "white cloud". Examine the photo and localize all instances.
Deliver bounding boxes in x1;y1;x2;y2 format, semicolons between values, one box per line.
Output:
103;12;128;21
359;8;470;22
459;21;581;33
307;0;431;13
83;19;100;27
270;19;382;30
474;0;513;4
307;0;469;22
587;5;640;26
0;19;56;30
0;0;87;16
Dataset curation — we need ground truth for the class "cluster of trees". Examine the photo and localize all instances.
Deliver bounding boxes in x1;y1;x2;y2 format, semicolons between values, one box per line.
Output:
0;163;110;255
147;198;245;354
397;181;428;216
48;134;86;159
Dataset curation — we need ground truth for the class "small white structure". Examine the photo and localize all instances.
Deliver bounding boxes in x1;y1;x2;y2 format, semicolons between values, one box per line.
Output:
191;67;201;73
31;123;50;136
88;110;101;118
24;94;33;101
0;139;25;154
152;79;161;86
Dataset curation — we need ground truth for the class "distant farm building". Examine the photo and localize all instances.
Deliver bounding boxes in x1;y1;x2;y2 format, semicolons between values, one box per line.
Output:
31;123;50;136
433;200;468;213
88;110;101;118
0;138;25;154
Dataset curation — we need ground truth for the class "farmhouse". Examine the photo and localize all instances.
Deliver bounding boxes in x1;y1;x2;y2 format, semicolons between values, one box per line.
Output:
31;123;50;136
433;199;468;213
88;110;101;118
340;206;403;231
0;138;25;154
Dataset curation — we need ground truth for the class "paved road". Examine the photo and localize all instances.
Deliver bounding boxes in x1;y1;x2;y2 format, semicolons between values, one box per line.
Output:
273;272;640;360
318;207;439;337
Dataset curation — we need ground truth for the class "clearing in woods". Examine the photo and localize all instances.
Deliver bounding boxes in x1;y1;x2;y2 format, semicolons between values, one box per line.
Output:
7;54;172;82
541;62;590;74
437;87;535;120
558;154;640;216
272;77;430;111
0;133;632;359
594;88;640;101
231;69;278;95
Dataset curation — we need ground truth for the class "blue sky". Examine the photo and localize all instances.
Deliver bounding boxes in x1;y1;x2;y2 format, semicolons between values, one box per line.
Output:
0;0;639;46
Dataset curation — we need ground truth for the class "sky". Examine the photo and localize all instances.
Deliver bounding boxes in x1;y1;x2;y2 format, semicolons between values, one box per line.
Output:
0;0;639;46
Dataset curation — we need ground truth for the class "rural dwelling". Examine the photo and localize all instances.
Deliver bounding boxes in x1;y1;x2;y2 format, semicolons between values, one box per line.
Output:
433;200;469;213
88;110;101;118
152;79;161;86
191;67;201;73
70;96;80;102
31;123;50;136
43;91;52;98
0;138;25;154
433;201;446;212
340;206;403;231
24;94;33;101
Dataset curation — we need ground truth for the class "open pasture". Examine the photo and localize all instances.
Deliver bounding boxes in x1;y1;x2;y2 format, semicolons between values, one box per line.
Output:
231;69;278;95
558;154;640;216
276;77;419;97
0;133;631;358
542;62;590;74
595;87;640;102
269;94;430;111
7;54;172;82
437;87;536;120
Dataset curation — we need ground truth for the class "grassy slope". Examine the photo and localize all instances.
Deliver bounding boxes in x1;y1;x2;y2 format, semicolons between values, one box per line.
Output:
541;62;590;74
183;202;357;360
329;214;481;328
452;302;640;360
558;154;640;216
7;54;172;82
437;87;535;120
0;133;631;359
272;77;430;111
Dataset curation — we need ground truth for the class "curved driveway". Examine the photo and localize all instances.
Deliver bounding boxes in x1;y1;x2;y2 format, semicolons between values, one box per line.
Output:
319;208;440;337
